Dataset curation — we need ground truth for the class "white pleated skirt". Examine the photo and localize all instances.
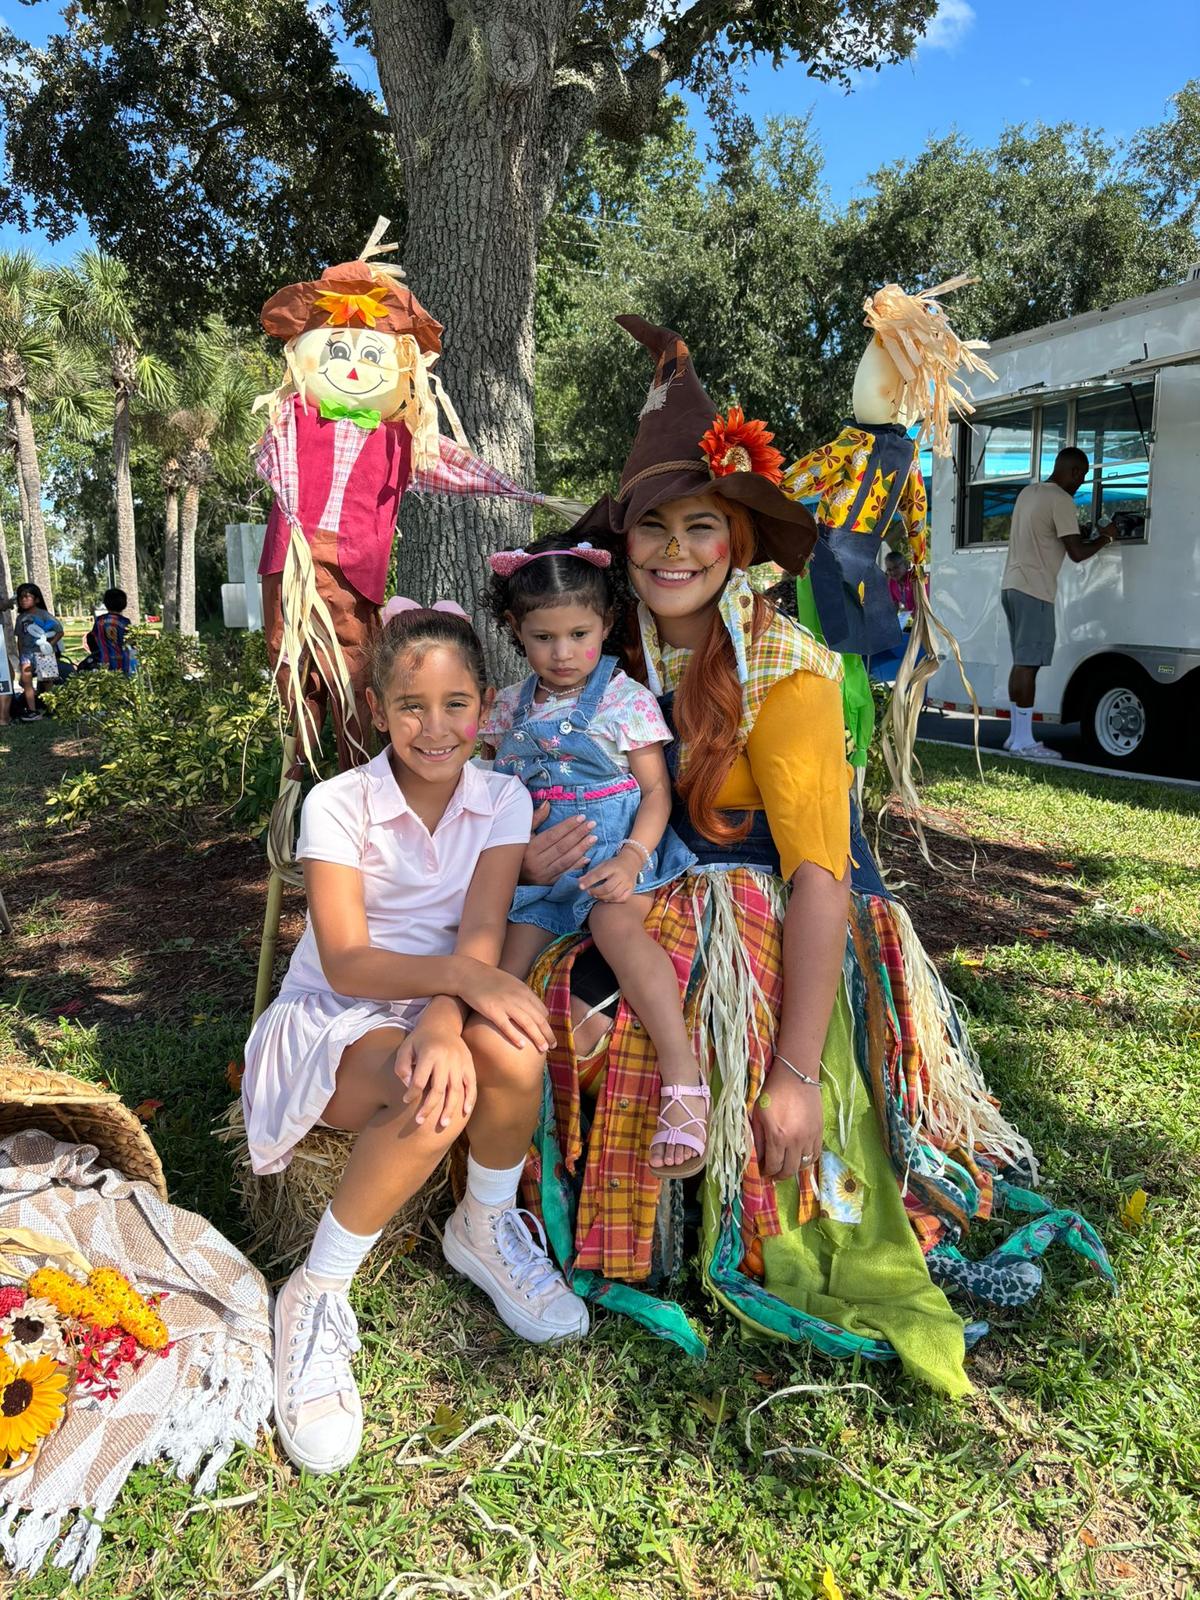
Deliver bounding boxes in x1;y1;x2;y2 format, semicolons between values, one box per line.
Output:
241;986;421;1174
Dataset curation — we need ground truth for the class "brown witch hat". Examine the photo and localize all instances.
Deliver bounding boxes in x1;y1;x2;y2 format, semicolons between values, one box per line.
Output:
598;315;817;572
260;260;443;352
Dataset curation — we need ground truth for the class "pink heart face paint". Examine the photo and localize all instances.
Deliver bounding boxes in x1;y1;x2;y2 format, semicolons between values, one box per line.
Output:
585;647;597;660
626;492;734;628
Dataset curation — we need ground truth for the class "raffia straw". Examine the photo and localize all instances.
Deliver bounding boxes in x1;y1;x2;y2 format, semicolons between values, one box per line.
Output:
889;902;1038;1179
274;525;367;771
862;276;997;459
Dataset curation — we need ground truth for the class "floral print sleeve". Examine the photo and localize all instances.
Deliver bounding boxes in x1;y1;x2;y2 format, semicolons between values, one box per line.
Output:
480;680;526;748
598;672;674;753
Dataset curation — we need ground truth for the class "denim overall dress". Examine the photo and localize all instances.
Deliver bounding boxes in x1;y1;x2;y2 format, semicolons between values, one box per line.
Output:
499;656;696;937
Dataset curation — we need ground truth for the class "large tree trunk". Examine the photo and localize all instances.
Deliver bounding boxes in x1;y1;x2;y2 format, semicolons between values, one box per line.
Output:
112;386;141;621
178;479;199;636
162;479;180;632
11;394;54;612
372;7;566;675
14;464;31;582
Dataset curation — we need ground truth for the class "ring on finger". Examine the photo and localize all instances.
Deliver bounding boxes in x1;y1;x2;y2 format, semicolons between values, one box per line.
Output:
799;1154;814;1165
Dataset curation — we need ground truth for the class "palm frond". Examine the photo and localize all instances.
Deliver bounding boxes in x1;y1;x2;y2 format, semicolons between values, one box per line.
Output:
135;350;176;409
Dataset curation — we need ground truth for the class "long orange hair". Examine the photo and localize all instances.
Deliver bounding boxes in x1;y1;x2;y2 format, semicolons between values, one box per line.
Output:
623;495;773;845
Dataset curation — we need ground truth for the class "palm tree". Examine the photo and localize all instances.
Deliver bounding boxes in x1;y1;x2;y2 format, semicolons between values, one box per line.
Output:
44;251;173;623
168;319;263;636
0;252;59;611
160;453;183;631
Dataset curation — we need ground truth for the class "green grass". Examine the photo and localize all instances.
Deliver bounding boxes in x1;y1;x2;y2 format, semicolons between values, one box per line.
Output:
2;722;1199;1598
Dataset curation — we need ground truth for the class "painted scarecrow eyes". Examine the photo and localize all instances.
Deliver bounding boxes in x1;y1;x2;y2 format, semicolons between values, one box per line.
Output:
327;339;352;362
360;347;383;365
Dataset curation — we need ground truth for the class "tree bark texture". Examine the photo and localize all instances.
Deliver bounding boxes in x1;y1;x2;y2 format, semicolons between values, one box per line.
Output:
112;387;141;621
372;3;588;674
162;482;180;633
11;396;54;612
178;480;199;636
14;459;32;582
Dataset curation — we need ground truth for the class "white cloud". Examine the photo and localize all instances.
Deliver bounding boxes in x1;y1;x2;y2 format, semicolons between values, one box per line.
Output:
923;0;976;51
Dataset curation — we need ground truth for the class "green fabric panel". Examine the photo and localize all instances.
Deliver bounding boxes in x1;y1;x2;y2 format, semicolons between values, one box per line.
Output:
718;987;972;1397
794;575;873;767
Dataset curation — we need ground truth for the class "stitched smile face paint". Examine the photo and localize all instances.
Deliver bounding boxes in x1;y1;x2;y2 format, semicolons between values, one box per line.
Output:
626;492;733;630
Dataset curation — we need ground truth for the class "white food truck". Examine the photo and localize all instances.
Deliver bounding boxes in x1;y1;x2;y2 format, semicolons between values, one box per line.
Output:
925;275;1200;772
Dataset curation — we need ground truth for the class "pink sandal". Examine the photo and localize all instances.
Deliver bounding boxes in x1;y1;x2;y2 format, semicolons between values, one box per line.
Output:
648;1081;711;1180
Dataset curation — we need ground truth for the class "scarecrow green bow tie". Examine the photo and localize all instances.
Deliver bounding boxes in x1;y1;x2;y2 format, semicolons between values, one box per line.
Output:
318;397;383;430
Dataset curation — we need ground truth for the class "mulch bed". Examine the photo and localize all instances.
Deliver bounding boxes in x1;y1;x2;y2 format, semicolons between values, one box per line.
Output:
4;783;1095;1028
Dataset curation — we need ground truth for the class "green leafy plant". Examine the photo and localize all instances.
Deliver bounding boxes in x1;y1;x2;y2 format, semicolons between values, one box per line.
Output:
44;628;285;835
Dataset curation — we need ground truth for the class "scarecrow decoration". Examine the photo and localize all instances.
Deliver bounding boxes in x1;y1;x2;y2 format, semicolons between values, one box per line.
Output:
251;219;581;1016
782;276;995;778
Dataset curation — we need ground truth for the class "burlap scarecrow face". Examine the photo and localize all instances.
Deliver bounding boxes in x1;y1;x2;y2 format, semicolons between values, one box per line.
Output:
287;325;414;421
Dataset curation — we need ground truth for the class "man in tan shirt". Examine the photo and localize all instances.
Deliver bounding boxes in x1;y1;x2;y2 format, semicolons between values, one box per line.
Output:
1001;447;1113;759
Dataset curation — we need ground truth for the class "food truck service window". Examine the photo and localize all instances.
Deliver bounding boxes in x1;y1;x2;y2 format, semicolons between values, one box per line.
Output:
958;382;1153;549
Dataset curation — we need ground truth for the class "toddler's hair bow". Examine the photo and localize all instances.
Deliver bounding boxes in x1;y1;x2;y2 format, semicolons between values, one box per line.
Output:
381;596;470;624
488;541;612;577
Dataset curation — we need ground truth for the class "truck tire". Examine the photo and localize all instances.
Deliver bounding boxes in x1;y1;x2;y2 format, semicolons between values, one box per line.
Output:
1076;659;1163;771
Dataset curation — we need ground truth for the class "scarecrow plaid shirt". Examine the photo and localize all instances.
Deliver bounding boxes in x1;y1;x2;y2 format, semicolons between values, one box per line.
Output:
783;425;927;558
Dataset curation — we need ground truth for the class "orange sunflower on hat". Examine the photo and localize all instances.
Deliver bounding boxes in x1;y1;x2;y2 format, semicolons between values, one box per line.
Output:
0;1352;69;1460
699;407;785;483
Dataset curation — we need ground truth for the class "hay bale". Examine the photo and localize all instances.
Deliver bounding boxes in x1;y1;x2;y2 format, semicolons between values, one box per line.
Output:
218;1102;450;1270
0;1064;166;1199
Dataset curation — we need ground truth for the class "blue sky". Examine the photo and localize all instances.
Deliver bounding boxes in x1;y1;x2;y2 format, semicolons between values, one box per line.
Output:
1;0;1196;259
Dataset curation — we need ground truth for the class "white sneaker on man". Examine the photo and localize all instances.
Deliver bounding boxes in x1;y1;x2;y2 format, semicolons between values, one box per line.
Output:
273;1266;363;1474
443;1196;589;1343
1012;740;1063;762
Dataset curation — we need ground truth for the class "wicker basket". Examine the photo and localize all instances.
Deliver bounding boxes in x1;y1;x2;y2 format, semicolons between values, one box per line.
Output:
218;1102;450;1271
0;1066;167;1200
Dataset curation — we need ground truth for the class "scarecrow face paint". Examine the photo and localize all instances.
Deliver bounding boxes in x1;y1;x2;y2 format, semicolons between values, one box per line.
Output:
290;326;411;419
627;492;732;636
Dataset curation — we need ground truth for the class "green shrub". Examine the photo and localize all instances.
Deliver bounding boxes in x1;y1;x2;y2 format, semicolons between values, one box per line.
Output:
45;629;287;836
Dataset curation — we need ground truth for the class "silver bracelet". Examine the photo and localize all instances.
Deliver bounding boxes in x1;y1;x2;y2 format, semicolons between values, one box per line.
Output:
619;837;652;868
774;1052;820;1087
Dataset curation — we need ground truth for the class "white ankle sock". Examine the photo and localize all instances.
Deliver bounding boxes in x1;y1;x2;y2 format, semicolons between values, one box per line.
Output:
1009;705;1033;747
305;1206;382;1291
466;1154;527;1210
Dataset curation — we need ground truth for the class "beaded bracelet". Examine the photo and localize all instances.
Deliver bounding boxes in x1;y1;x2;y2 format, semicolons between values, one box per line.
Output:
619;838;652;870
774;1052;820;1087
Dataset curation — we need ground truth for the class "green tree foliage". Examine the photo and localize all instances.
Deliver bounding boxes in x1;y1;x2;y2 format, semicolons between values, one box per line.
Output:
537;95;1200;490
0;0;402;329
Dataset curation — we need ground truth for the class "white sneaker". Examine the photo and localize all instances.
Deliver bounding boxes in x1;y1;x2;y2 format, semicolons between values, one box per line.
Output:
1012;741;1063;762
273;1267;363;1474
442;1197;589;1344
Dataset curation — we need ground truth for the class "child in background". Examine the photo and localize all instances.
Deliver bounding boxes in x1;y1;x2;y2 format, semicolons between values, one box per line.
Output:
86;588;136;674
4;583;63;719
242;599;586;1476
483;535;708;1179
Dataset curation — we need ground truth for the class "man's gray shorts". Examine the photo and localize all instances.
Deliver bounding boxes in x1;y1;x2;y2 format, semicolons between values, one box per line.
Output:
1002;588;1056;667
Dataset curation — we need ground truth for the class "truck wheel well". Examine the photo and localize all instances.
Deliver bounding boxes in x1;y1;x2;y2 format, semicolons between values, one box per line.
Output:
1062;654;1154;726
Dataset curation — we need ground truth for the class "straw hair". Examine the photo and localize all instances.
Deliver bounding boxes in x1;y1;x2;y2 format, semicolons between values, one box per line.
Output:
218;1103;449;1270
862;275;997;458
0;1066;166;1199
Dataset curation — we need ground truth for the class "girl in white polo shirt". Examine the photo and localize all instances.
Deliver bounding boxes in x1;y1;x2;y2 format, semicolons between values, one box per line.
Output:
243;600;587;1476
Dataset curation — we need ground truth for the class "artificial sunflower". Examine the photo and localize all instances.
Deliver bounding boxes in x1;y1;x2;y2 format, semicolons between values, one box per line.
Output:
699;407;785;483
0;1298;67;1364
0;1355;68;1460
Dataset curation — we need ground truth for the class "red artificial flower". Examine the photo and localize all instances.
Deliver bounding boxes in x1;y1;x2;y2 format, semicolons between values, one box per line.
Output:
699;407;785;484
0;1287;27;1317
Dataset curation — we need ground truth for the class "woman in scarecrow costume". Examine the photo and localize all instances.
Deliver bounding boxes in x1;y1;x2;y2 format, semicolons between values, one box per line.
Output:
781;276;995;772
256;221;575;774
501;315;1111;1393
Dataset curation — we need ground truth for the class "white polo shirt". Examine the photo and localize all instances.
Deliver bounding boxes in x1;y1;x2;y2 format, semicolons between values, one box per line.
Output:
282;747;532;1003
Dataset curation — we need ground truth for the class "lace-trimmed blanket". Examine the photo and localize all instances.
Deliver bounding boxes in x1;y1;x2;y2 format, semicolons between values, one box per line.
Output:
0;1129;272;1580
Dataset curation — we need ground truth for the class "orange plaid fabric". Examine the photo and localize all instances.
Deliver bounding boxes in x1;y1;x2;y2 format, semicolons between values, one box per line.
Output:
538;870;785;1283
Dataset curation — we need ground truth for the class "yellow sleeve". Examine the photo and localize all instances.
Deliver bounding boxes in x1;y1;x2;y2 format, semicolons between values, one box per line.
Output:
783;439;841;500
746;671;851;883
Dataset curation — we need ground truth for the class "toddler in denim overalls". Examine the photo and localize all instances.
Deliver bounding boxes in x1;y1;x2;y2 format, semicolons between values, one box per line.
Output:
483;536;711;1177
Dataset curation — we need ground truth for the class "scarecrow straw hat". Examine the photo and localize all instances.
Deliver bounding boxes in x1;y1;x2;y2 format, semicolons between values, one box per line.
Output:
0;1065;166;1199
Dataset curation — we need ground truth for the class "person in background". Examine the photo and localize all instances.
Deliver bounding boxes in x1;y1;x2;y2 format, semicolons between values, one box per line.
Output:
0;583;63;720
85;588;136;675
885;549;917;622
1000;448;1113;761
